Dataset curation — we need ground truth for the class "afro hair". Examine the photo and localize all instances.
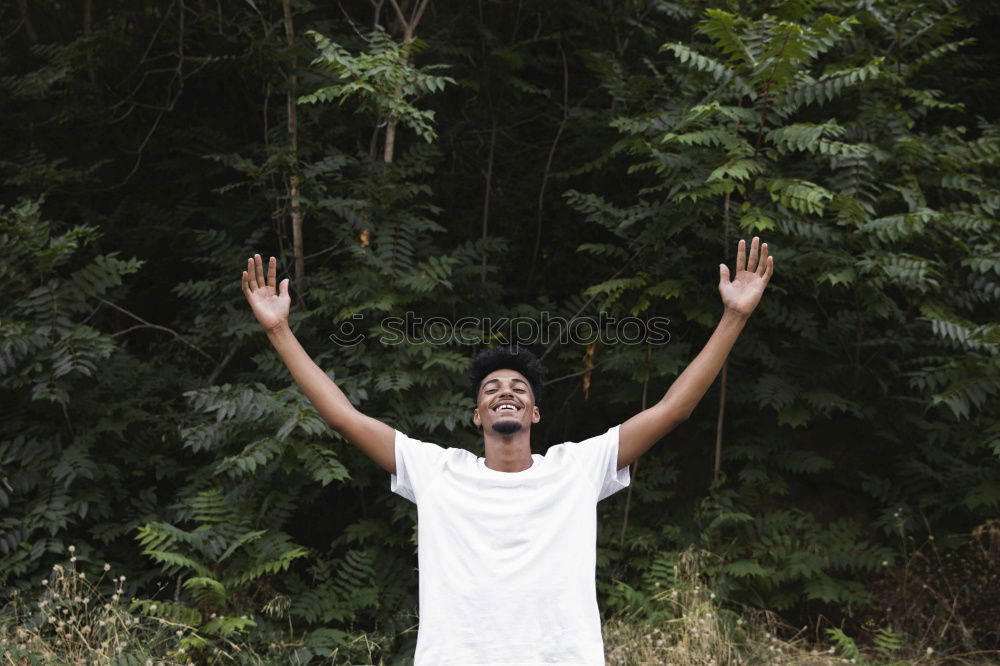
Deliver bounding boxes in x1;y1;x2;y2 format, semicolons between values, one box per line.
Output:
468;345;545;405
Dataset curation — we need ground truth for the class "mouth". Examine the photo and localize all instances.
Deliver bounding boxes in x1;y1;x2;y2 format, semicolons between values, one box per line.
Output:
491;401;522;415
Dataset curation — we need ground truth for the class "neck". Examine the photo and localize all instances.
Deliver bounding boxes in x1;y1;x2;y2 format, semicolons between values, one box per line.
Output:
483;430;533;472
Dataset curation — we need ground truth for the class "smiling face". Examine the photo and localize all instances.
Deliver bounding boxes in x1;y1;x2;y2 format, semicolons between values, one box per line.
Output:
472;368;541;435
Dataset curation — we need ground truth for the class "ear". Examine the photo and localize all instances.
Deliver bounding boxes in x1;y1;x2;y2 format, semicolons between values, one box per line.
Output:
531;406;541;424
472;408;482;427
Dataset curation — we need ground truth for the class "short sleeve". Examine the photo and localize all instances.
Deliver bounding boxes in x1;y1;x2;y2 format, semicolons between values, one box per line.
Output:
390;430;447;504
564;425;631;501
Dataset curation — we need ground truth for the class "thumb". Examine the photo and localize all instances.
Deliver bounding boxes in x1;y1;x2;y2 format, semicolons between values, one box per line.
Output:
279;278;290;297
718;263;730;288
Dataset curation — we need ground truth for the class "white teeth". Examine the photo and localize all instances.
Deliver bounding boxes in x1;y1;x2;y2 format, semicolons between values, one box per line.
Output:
494;404;517;413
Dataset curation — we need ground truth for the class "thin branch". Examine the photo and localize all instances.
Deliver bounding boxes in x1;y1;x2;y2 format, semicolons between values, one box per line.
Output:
16;0;38;42
107;60;181;117
100;299;216;362
540;248;640;362
386;0;408;29
303;242;347;261
113;323;178;338
942;651;1000;660
549;382;582;445
339;0;369;40
748;31;791;198
480;120;497;284
117;0;178;103
84;0;97;86
410;0;431;27
107;0;187;190
283;0;306;303
208;342;241;384
527;42;570;285
108;110;166;189
263;81;271;149
369;0;385;30
713;362;728;483
542;357;615;386
713;95;742;482
621;335;653;545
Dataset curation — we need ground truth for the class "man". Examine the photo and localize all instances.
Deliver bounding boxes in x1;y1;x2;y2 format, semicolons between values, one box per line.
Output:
241;237;773;664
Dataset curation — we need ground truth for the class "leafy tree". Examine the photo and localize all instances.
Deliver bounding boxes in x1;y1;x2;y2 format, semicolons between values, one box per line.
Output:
1;0;997;661
573;0;998;618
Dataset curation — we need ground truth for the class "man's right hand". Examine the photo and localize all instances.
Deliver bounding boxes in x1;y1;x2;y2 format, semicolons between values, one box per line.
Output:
242;254;290;333
240;253;397;473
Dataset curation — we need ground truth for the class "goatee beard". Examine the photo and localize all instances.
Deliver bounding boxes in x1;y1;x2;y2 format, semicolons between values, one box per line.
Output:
491;421;523;435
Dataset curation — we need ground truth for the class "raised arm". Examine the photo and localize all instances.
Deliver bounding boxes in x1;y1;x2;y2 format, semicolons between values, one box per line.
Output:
242;254;396;473
617;237;773;469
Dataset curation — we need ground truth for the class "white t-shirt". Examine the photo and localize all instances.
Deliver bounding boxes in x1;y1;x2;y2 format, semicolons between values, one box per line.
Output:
391;425;630;666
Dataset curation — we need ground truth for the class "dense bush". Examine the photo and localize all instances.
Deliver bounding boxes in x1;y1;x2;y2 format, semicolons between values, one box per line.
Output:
2;0;997;662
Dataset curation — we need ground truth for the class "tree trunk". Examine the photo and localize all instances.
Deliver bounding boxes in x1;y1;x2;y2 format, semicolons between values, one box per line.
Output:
383;119;398;164
382;21;414;164
383;0;430;164
621;331;653;545
282;0;305;302
713;363;727;482
17;0;39;43
480;121;497;283
527;43;569;285
84;0;97;86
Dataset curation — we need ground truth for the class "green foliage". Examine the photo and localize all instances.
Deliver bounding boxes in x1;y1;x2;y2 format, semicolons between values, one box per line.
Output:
701;492;893;609
1;0;998;662
828;627;864;663
577;0;999;620
133;488;309;647
303;27;454;144
827;625;906;665
0;199;147;583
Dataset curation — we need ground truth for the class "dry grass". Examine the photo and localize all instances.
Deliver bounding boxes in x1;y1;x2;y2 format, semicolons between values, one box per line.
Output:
865;520;1000;656
599;548;985;666
0;549;192;665
0;551;373;665
5;543;998;665
602;550;849;666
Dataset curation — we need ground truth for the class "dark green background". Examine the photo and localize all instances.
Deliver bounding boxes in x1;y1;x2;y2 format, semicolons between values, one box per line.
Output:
2;0;998;662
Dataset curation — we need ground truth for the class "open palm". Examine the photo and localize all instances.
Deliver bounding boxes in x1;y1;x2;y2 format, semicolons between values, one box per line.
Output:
718;237;773;317
242;254;290;332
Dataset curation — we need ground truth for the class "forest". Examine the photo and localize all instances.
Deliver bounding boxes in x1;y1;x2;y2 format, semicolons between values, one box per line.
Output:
1;0;998;664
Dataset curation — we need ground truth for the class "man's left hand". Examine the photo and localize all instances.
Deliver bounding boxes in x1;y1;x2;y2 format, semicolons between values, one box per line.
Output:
718;236;773;317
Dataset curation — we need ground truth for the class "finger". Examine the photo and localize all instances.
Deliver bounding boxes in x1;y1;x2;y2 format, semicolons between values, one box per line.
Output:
247;257;257;289
756;242;769;276
254;254;266;289
762;255;774;286
268;256;277;292
718;263;730;289
747;236;760;273
736;239;746;273
242;270;252;298
279;277;289;298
